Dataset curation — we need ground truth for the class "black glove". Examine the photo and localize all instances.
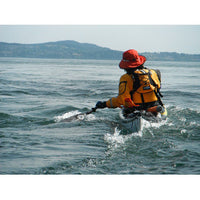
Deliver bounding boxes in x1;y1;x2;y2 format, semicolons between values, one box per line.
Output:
96;101;107;109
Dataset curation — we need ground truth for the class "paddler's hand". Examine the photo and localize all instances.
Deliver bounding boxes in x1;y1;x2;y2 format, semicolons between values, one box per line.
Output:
96;101;107;109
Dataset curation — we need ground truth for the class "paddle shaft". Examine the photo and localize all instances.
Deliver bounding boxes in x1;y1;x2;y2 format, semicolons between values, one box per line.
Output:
85;107;97;115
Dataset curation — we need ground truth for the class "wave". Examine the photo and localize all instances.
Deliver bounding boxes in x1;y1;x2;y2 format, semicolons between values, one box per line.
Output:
38;161;73;174
0;112;23;128
54;110;81;122
103;105;200;151
166;90;200;98
0;112;55;128
104;127;143;152
0;89;65;97
168;106;200;123
104;117;169;149
0;90;31;96
37;157;106;174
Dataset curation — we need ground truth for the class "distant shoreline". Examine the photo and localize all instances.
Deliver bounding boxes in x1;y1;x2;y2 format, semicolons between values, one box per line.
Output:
1;57;200;63
0;40;200;62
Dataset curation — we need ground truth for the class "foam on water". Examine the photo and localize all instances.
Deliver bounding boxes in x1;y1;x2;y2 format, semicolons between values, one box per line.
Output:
104;127;125;147
54;110;97;122
84;114;96;121
104;127;143;150
142;117;168;129
54;110;81;122
104;115;170;148
104;115;169;149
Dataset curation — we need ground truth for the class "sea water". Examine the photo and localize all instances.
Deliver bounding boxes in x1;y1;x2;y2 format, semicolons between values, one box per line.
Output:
0;57;200;174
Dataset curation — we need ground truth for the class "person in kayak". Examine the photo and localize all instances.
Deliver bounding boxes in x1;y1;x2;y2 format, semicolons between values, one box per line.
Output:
95;49;166;116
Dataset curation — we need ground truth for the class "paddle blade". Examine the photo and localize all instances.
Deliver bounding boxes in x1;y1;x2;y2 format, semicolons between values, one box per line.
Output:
62;113;85;122
59;107;97;122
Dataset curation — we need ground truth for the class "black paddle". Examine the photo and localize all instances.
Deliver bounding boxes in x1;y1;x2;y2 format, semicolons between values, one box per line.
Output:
63;107;98;122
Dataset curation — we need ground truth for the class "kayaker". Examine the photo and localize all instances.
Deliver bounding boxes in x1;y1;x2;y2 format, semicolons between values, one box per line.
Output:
95;49;165;116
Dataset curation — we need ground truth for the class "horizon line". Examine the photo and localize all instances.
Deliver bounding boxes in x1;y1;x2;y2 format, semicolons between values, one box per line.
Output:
0;40;200;55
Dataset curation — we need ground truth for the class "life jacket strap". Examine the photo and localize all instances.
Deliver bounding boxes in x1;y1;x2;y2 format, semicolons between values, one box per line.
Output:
130;68;164;107
140;93;145;106
157;89;163;98
154;90;164;106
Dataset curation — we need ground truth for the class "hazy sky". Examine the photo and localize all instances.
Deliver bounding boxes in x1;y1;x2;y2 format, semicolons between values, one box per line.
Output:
0;25;200;54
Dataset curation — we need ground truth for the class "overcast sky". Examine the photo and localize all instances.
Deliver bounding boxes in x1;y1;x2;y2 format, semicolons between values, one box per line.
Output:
1;25;200;54
1;0;200;54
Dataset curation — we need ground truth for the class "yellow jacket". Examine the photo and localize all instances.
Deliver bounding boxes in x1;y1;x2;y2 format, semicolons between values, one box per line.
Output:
106;69;160;108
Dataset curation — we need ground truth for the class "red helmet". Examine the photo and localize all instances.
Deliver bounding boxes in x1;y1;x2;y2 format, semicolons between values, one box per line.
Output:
119;49;146;69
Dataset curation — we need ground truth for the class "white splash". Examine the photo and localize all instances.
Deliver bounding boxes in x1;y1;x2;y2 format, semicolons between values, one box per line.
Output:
181;129;187;134
85;114;96;121
132;130;143;137
180;117;186;122
54;110;97;122
142;117;168;129
189;121;197;125
104;127;125;147
54;110;81;122
104;127;143;150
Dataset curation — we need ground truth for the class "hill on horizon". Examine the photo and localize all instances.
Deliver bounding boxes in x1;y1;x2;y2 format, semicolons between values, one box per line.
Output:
0;40;200;61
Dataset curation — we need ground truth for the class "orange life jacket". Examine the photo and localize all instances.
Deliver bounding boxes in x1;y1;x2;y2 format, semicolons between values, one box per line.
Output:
130;69;161;104
105;69;163;109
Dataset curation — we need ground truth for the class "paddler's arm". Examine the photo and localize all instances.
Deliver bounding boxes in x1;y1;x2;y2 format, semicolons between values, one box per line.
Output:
106;74;133;108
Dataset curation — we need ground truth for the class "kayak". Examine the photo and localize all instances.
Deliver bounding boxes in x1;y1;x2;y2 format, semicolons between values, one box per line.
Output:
119;105;167;133
119;110;142;133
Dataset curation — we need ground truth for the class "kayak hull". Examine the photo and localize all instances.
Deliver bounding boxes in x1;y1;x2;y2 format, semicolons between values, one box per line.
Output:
119;111;142;133
119;106;167;133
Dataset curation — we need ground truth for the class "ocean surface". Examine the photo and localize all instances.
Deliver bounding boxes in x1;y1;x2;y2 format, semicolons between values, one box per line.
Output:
0;57;200;174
